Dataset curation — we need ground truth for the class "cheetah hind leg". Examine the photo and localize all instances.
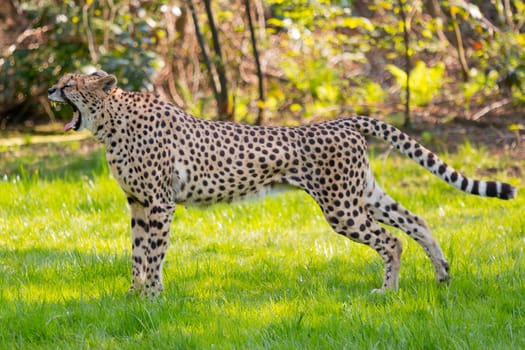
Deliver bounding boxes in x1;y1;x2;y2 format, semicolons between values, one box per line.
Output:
365;180;450;283
321;202;403;292
353;215;403;292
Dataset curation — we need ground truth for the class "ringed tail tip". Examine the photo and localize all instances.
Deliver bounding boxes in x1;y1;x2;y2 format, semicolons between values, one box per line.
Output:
500;183;517;200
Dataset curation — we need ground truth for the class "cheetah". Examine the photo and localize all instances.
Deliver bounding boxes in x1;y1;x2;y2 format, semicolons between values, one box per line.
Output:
48;70;517;297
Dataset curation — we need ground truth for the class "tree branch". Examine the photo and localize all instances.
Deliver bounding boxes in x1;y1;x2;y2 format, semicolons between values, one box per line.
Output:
449;8;469;82
398;0;411;128
203;0;231;121
187;0;219;105
470;98;512;121
244;0;265;125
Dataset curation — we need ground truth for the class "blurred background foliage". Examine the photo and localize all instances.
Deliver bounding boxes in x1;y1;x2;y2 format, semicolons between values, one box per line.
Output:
1;0;525;128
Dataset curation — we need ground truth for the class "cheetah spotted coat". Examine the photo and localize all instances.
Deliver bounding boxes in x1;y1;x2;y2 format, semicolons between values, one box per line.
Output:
48;71;517;296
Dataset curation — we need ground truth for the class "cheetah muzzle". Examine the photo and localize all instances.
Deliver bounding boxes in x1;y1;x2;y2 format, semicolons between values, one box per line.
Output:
49;70;517;297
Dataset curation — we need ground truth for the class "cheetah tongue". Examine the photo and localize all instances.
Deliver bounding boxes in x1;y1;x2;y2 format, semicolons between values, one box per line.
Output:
64;110;80;132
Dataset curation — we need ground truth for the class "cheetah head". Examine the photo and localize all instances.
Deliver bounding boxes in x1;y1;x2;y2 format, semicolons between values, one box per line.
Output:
48;70;117;132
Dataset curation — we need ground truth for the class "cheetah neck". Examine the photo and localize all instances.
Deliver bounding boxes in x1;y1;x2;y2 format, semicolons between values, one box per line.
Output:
92;89;129;144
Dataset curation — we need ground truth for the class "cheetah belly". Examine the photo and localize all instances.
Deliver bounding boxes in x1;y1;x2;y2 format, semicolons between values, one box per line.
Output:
175;181;293;206
171;161;292;206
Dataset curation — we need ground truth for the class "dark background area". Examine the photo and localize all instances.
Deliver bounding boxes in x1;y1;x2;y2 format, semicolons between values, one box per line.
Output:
1;0;524;154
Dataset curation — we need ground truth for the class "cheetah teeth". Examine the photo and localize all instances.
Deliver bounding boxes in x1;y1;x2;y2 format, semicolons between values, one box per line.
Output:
50;101;66;108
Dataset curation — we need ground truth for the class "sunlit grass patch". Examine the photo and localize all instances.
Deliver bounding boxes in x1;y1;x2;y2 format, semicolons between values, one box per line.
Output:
0;140;523;349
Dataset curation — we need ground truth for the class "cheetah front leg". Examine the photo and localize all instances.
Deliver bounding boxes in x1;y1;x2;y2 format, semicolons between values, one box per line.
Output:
128;198;150;294
142;202;175;298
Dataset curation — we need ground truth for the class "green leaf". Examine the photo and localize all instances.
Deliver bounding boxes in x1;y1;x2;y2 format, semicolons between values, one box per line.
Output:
290;103;302;112
341;17;374;31
386;64;407;84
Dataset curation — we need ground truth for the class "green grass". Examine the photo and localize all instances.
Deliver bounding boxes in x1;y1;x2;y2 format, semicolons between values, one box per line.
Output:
0;139;523;349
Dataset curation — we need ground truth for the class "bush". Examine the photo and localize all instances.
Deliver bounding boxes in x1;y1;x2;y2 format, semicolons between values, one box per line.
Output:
0;0;163;125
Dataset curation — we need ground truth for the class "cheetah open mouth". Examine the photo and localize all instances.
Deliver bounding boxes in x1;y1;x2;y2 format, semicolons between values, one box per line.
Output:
50;99;81;132
64;106;81;132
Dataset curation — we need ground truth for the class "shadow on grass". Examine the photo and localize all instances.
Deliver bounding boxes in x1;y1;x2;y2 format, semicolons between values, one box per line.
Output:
0;245;382;302
1;244;523;348
0;247;152;345
0;246;381;348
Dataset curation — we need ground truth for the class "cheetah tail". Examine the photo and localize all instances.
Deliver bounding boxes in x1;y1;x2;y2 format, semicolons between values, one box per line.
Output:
349;116;517;200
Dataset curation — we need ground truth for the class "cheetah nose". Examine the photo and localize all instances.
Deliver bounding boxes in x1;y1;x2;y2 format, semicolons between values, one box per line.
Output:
48;87;56;95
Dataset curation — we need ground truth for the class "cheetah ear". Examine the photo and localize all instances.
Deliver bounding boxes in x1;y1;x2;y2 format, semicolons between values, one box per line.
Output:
96;74;118;93
90;70;109;78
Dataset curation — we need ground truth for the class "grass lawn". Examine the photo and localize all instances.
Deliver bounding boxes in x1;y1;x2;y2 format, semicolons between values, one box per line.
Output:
0;138;523;349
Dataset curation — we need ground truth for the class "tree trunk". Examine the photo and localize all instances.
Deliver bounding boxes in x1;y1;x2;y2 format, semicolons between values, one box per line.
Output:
187;0;220;108
203;0;232;121
398;0;411;128
244;0;265;125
